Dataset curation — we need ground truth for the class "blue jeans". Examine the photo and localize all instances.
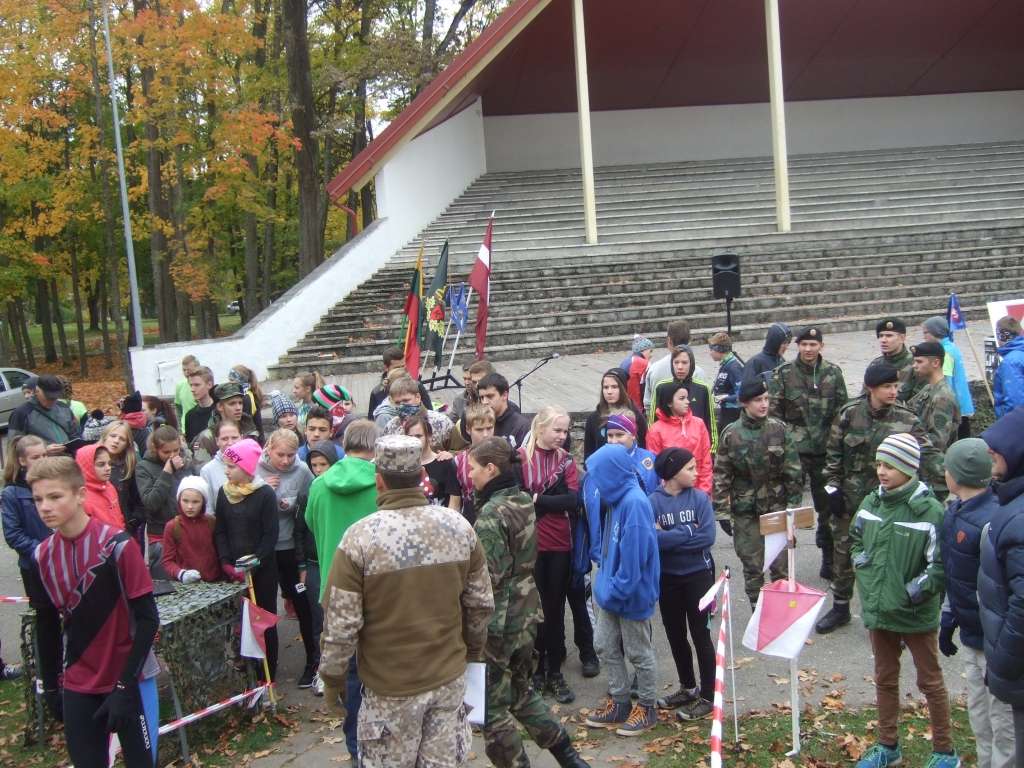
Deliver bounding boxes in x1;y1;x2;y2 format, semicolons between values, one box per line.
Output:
344;654;362;759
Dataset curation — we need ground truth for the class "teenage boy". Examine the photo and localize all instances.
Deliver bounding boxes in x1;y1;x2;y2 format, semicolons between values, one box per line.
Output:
869;317;918;401
921;316;974;439
174;355;200;425
454;403;497;523
451;359;495;423
185;366;215;444
381;375;453;448
477;373;532;449
643;320;707;412
940;439;1013;768
850;434;957;768
740;322;792;388
29;457;160;768
298;407;344;462
908;342;960;451
192;382;259;466
709;332;743;431
583;444;660;737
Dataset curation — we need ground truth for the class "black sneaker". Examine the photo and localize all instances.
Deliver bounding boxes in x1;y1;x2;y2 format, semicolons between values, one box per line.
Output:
676;698;713;721
298;664;317;688
0;663;22;681
584;698;631;728
815;602;851;634
658;686;699;709
580;653;600;679
547;673;576;704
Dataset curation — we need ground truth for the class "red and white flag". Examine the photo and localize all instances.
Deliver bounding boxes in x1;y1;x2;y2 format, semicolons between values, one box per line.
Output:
468;216;493;359
241;598;279;660
742;580;826;659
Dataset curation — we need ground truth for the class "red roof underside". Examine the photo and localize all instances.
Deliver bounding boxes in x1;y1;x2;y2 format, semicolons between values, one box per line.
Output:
328;0;1024;198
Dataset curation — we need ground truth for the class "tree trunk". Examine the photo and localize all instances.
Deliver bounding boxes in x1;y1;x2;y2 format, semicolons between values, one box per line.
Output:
282;0;323;277
69;243;89;378
50;279;71;364
16;302;36;369
7;304;25;367
36;278;57;363
86;282;101;331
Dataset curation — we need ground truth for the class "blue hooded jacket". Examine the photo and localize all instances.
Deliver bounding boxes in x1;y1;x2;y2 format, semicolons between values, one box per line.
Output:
994;336;1024;418
2;474;51;571
940;487;999;650
939;337;974;418
588;444;660;620
648;486;715;578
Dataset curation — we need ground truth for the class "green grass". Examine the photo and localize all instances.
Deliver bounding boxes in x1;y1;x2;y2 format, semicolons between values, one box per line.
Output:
21;314;243;352
0;678;295;767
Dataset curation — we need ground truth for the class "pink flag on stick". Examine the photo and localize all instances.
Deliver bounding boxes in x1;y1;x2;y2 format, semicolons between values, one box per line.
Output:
241;598;279;659
468;217;493;359
742;580;826;659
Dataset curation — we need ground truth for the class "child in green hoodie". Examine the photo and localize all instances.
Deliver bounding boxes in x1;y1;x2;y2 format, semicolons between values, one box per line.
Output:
850;433;957;768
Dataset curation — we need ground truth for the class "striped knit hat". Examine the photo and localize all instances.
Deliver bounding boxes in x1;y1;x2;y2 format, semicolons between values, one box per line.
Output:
876;433;921;477
313;384;353;415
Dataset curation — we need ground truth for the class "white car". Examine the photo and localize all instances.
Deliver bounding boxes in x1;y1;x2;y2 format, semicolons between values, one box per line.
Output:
0;367;35;429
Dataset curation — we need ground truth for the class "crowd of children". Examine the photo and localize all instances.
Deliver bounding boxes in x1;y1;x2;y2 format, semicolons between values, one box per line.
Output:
4;312;1024;768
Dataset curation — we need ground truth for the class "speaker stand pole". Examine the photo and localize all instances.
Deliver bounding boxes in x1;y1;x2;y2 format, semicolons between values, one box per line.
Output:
725;293;733;336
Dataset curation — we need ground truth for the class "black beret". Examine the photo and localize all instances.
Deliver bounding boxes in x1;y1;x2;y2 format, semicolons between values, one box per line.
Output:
796;327;823;344
910;341;945;361
875;317;907;336
738;379;767;403
864;362;899;387
654;447;695;481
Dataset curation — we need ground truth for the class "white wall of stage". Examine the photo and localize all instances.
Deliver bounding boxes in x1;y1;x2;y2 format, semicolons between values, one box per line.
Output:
483;90;1024;172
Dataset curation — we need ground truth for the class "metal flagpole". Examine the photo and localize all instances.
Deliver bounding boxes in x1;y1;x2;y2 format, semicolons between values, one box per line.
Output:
99;0;144;348
724;568;739;742
786;509;801;756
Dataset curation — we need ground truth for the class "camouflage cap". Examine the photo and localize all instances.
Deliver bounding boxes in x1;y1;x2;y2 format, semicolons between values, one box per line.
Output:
374;434;422;474
213;382;244;402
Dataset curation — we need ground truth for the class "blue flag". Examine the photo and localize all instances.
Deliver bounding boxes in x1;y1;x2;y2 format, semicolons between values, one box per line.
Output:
947;293;967;338
448;283;468;333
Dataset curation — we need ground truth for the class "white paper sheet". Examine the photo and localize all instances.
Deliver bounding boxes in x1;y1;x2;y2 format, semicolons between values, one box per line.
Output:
464;662;486;725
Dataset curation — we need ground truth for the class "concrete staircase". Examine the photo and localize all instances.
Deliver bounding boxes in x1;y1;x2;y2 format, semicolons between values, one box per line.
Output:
268;141;1024;378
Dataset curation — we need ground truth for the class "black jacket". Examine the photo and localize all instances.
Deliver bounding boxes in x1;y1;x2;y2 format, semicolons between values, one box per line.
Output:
214;484;280;565
941;488;1000;650
494;402;532;449
741;323;791;388
583;406;647;461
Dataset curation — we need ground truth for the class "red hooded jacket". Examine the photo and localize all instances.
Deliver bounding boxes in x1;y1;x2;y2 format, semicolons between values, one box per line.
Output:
646;409;713;494
75;443;126;530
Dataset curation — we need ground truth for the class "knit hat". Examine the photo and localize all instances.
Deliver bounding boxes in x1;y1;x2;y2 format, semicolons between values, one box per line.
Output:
606;412;637;436
864;362;899;388
313;384;353;415
923;316;950;340
121;390;143;415
910;341;944;361
876;433;921;477
223;438;262;477
795;326;823;344
270;390;298;421
81;410;115;442
875;317;907;336
177;475;212;512
654;447;695;481
632;335;654;355
944;438;993;488
738;379;767;403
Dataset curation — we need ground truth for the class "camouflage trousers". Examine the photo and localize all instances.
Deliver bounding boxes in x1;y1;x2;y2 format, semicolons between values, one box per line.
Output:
358;675;471;768
799;454;832;551
732;513;788;606
830;507;855;602
484;641;564;768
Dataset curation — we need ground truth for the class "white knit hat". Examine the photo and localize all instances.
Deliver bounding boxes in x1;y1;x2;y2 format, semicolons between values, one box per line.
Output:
176;475;212;513
876;433;921;477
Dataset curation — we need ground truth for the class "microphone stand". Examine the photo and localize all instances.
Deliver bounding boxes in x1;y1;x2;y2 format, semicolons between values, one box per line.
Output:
510;354;559;409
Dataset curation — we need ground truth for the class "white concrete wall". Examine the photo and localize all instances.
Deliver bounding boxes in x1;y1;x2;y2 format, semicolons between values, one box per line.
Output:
484;90;1024;171
130;99;487;395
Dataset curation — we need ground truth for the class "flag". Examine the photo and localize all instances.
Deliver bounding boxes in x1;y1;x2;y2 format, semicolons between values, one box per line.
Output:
423;241;449;367
241;598;279;659
449;283;468;334
947;293;967;338
742;580;826;659
762;531;788;573
468;217;493;359
402;245;425;378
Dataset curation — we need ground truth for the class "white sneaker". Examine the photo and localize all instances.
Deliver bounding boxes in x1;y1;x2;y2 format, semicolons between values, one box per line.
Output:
312;672;325;697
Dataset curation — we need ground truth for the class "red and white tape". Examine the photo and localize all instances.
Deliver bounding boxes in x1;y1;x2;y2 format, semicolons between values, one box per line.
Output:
0;596;31;604
709;579;730;768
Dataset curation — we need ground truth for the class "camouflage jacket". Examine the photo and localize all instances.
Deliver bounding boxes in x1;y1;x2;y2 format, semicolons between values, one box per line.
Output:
768;356;849;456
473;485;542;659
908;379;960;451
824;396;941;512
319;487;494;697
712;412;803;519
867;346;920;402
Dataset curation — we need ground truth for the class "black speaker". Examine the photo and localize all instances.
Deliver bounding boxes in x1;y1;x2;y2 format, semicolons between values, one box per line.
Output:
711;253;741;299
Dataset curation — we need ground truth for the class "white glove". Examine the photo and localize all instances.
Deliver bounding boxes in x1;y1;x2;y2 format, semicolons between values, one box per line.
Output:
180;570;201;584
824;485;839;495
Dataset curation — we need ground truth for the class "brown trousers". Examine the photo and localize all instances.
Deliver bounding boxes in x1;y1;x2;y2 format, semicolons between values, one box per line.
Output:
869;629;953;752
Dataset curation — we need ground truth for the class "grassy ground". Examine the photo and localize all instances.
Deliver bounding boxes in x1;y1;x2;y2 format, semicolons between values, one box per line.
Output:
0;677;295;768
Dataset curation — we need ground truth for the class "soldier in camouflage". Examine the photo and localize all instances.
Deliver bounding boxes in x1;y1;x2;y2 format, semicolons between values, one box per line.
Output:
466;438;588;768
908;341;960;501
768;326;848;580
319;435;494;768
713;380;803;606
815;362;942;635
867;317;921;402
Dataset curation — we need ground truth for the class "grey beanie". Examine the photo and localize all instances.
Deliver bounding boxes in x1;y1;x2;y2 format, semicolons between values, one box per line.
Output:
923;316;950;340
944;438;992;488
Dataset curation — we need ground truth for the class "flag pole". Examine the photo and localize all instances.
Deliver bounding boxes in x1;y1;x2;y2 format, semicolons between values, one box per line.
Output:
785;509;800;756
958;318;995;408
447;286;473;371
245;570;276;708
724;568;739;743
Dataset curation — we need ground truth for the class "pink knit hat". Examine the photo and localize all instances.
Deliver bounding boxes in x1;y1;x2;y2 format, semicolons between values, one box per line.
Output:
223;438;262;477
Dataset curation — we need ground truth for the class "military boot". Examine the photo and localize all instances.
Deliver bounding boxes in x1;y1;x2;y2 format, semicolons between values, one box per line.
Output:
548;731;591;768
819;547;834;581
815;601;850;634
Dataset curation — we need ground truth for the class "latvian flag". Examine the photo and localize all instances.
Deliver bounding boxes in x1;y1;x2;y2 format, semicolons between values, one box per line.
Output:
742;580;826;659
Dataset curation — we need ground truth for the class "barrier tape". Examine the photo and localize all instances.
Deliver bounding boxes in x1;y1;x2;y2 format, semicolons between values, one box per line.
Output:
709;579;730;768
0;596;31;604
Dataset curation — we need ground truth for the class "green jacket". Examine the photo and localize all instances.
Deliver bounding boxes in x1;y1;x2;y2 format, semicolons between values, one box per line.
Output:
768;356;848;456
851;479;945;633
473;484;542;661
712;411;803;520
824;396;941;514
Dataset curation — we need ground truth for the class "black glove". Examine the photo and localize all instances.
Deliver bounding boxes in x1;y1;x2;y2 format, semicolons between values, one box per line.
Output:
94;679;141;733
828;490;846;519
938;625;958;657
718;519;733;536
43;688;63;723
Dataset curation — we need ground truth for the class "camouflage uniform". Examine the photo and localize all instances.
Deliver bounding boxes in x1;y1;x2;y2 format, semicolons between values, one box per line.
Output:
823;397;941;604
867;346;920;402
908;378;959;500
713;411;803;604
768;355;848;552
319;435;494;768
474;485;565;768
